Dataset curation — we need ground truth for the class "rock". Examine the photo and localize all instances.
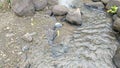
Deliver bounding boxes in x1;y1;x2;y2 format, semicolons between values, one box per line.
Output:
52;5;68;16
113;48;120;68
45;10;52;16
33;0;47;11
113;18;120;32
84;2;104;10
11;0;35;16
101;0;110;5
22;33;33;42
22;45;29;52
92;0;100;2
117;7;120;17
47;0;58;6
113;14;119;21
66;8;82;25
106;0;120;9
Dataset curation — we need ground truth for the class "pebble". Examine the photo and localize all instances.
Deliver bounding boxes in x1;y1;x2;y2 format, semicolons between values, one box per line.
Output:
22;45;29;52
22;33;33;42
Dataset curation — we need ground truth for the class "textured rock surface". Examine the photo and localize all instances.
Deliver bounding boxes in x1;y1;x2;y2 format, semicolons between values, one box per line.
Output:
66;8;82;25
52;5;68;16
84;2;104;10
11;0;35;16
33;0;47;11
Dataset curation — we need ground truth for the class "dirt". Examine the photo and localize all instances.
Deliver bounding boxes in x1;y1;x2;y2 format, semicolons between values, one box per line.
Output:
0;10;75;68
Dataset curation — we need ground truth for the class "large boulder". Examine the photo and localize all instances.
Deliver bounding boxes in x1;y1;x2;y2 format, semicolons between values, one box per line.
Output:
106;0;120;9
11;0;35;16
52;5;68;16
113;18;120;32
66;8;82;25
33;0;47;11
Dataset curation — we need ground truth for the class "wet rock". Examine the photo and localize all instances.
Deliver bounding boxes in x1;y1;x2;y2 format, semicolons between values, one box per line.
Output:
106;0;120;9
117;7;120;17
33;0;47;11
113;14;119;21
84;2;104;10
47;0;58;6
113;18;120;32
101;0;110;5
113;48;120;68
66;8;82;25
22;33;33;42
92;0;100;2
11;0;35;16
52;5;68;16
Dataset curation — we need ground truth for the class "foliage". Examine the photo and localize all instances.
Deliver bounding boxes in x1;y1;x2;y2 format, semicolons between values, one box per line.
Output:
107;5;118;14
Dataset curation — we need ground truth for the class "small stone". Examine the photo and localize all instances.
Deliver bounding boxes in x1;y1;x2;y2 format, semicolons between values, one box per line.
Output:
52;5;68;16
22;33;33;42
22;45;29;52
66;8;82;25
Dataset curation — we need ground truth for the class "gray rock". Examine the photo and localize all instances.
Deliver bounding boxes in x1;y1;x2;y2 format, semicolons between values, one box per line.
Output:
52;5;68;16
113;18;120;32
22;33;33;42
106;0;120;9
101;0;110;4
117;7;120;17
11;0;35;16
33;0;47;11
84;2;104;10
47;0;58;6
113;48;120;68
113;14;119;21
66;8;82;25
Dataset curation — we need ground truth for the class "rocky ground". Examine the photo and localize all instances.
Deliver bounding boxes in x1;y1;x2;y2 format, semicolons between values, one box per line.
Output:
0;0;120;68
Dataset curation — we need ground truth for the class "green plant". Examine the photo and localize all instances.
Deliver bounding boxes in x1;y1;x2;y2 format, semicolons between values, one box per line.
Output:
107;5;118;14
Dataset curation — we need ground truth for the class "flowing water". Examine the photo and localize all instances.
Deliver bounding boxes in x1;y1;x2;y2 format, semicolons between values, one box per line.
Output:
12;0;120;68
